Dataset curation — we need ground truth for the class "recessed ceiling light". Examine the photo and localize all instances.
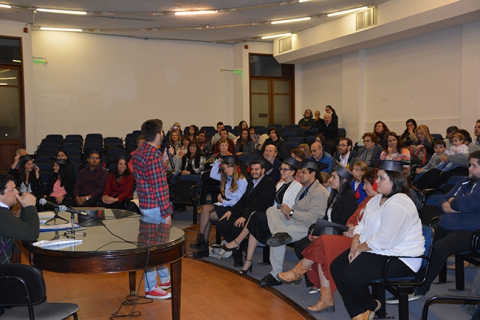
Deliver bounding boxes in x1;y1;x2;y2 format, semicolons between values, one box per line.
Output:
0;4;11;8
175;10;217;15
271;17;311;24
37;8;87;15
261;33;292;39
40;27;83;32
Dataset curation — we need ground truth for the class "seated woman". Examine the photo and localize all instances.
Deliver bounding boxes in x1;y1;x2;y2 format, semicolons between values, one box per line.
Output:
374;121;390;147
279;169;378;312
249;126;259;148
237;120;249;136
261;127;287;156
43;158;76;205
197;129;213;157
330;160;424;320
180;140;206;175
380;131;411;162
56;149;76;177
177;136;191;159
187;125;199;141
298;143;311;158
8;155;43;197
169;130;182;154
410;124;434;165
221;157;302;274
235;128;256;157
191;156;248;258
400;118;417;146
351;161;368;205
99;156;134;209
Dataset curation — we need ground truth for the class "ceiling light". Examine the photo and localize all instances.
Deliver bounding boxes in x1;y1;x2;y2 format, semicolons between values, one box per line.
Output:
40;27;83;32
37;8;87;15
12;60;21;63
271;17;311;24
327;6;368;17
0;4;11;8
0;77;16;80
298;0;310;2
261;33;291;39
175;10;217;16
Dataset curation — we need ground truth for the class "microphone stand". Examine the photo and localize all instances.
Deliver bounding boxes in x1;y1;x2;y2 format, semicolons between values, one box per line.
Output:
45;207;68;225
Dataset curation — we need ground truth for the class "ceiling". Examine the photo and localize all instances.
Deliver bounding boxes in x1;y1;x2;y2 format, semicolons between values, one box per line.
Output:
0;0;390;43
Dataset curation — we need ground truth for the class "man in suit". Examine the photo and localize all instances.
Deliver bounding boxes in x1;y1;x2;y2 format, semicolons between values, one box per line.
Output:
0;173;39;264
263;144;282;184
214;158;276;266
335;137;357;169
318;113;339;155
258;159;329;287
356;132;382;166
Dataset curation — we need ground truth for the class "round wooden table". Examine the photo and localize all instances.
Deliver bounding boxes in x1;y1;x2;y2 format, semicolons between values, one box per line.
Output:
18;208;186;320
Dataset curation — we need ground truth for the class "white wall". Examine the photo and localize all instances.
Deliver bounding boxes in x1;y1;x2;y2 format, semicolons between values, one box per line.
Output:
298;19;480;142
31;31;234;146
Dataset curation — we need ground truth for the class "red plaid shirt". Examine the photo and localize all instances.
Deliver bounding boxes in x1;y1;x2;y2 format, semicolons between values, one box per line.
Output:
132;143;172;218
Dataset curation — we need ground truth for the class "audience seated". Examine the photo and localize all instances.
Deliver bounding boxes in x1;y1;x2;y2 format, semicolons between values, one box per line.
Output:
415;139;447;175
249;126;259;148
99;155;134;209
262;145;282;184
8;155;43;198
325;105;338;128
373;120;390;147
197;129;213;157
335;138;357;170
474;120;480;147
261;127;287;156
213;129;235;157
211;122;236;145
221;157;303;274
236;120;249;137
235;128;256;157
298;143;310;158
67;149;109;207
351;161;368;205
317;113;338;155
180;140;206;175
187;125;199;141
314;110;324;128
8;148;28;171
128;135;145;174
177;136;191;159
444;125;458;150
435;132;469;172
356;132;382;166
380;131;411;162
400;118;417;146
309;142;333;173
169;130;182;155
410;124;434;165
298;109;315;131
43;158;75;206
165;122;183;142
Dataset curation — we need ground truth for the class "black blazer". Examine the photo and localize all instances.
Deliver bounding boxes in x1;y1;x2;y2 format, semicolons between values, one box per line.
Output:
230;175;276;220
325;190;358;225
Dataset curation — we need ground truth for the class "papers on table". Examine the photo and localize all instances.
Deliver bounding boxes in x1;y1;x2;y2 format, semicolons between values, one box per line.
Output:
38;211;56;219
33;239;83;250
40;223;81;232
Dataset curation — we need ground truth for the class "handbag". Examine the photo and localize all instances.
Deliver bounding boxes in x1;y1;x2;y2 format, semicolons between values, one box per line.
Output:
410;145;427;165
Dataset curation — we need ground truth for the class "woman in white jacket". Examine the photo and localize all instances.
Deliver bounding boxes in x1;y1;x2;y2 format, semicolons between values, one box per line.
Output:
221;157;303;274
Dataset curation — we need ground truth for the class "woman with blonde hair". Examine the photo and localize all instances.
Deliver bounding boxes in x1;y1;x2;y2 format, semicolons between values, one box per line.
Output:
192;156;247;258
298;143;311;158
410;124;435;165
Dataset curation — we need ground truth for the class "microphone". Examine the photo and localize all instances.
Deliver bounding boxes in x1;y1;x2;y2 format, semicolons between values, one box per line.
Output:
39;198;87;215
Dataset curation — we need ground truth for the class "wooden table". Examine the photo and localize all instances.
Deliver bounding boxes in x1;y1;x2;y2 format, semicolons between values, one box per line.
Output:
17;208;186;320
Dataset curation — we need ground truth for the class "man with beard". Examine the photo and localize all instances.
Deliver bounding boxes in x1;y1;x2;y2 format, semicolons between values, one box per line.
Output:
388;150;480;303
263;144;282;184
335;137;356;170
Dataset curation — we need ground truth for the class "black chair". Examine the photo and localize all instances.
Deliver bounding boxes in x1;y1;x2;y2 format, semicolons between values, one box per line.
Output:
0;263;79;320
171;174;201;224
431;134;443;141
421;295;480;320
35;148;58;157
104;137;124;149
282;131;298;139
284;124;298;131
286;136;303;143
255;126;267;135
338;128;346;138
268;124;282;129
371;225;434;320
65;134;83;141
62;143;81;151
85;133;102;140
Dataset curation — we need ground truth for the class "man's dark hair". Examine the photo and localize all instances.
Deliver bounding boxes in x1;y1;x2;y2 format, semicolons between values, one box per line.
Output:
198;129;207;136
267;127;280;137
220;128;228;135
216;121;224;127
0;173;14;195
446;126;458;135
339;137;353;148
88;149;100;157
433;139;446;148
362;132;379;144
469;150;480;165
251;160;265;170
141;119;163;142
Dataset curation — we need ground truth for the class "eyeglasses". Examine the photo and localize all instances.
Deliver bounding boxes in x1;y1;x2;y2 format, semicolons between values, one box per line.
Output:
279;168;292;172
364;139;372;143
338;144;348;147
90;156;100;160
299;170;310;175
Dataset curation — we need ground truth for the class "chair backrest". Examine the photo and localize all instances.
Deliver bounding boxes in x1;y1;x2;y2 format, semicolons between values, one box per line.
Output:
0;264;46;308
174;175;201;204
421;195;442;225
443;175;467;194
421;225;434;269
431;133;443;141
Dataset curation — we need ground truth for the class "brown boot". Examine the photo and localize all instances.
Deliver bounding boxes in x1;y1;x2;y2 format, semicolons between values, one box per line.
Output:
277;261;310;285
307;286;335;313
351;300;380;320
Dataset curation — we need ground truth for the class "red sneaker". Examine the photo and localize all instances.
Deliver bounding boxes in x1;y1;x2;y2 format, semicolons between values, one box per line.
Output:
145;286;171;300
160;280;171;290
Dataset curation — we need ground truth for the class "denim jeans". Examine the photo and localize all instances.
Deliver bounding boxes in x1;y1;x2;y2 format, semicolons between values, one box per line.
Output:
140;207;171;292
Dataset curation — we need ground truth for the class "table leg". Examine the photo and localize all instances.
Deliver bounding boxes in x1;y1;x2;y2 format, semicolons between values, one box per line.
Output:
171;259;182;320
129;271;136;295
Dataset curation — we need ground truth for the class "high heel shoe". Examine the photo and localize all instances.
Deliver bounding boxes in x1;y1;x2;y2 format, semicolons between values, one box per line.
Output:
220;239;240;252
239;259;253;275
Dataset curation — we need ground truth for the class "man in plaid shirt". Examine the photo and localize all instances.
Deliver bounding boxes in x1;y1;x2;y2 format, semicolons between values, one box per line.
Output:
132;119;173;300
